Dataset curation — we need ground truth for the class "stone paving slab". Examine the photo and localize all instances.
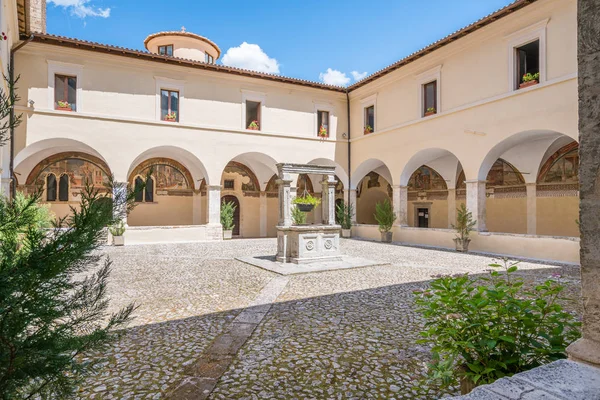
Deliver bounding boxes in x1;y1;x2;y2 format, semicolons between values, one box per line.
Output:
236;255;389;275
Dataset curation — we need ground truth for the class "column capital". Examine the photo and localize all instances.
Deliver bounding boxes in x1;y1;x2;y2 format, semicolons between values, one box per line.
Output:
206;184;222;190
464;179;487;184
392;184;408;189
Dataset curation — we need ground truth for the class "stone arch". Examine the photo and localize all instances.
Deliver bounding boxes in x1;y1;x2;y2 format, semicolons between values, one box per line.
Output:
306;158;349;190
128;158;194;191
215;152;279;191
351;158;393;189
400;148;462;188
537;141;579;184
223;161;261;193
355;171;392;225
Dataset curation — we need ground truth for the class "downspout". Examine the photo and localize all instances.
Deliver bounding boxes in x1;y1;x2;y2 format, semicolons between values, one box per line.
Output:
9;34;34;199
346;88;351;197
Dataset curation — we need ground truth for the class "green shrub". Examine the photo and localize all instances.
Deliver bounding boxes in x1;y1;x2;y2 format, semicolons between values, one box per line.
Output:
414;260;581;390
374;199;395;232
291;205;307;225
336;201;354;229
292;193;321;206
220;201;236;231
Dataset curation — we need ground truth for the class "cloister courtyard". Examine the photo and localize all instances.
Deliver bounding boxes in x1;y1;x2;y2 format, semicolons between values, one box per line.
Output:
75;238;582;400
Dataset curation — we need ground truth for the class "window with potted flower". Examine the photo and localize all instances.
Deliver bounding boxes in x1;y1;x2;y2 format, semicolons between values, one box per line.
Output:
54;74;77;111
317;110;329;138
246;100;261;130
364;105;374;134
423;80;437;117
161;89;179;122
516;40;540;89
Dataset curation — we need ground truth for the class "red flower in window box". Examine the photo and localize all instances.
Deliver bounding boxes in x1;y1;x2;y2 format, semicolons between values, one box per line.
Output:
519;72;540;89
247;120;260;130
424;107;436;117
318;125;328;138
364;125;373;135
164;111;177;122
56;101;72;111
0;32;7;41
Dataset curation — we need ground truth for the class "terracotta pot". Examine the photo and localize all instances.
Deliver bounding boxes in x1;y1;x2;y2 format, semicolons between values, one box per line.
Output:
341;228;351;238
296;203;314;212
247;126;260;130
113;235;125;246
424;111;436;117
453;237;471;252
223;230;233;240
381;231;392;243
519;80;539;89
364;129;373;135
56;106;72;111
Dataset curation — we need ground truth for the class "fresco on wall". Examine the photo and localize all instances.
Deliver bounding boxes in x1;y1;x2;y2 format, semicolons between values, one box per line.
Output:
150;165;188;190
357;172;390;198
224;163;259;192
541;149;579;183
486;159;525;187
408;166;447;191
34;159;109;190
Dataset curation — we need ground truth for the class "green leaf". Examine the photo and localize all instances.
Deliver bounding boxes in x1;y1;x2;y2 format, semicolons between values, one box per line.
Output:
498;335;515;344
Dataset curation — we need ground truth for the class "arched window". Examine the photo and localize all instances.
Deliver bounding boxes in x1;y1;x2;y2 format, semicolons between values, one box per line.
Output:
134;177;144;203
145;177;154;202
58;174;69;201
46;174;57;201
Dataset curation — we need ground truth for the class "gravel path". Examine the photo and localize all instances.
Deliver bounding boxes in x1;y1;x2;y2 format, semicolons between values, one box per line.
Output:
74;238;581;399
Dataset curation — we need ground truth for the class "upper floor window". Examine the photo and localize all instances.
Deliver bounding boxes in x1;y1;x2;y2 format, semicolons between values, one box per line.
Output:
55;74;77;111
158;45;173;56
364;105;375;134
246;100;261;130
423;81;437;117
516;40;540;89
205;53;214;64
317;110;330;138
161;89;179;122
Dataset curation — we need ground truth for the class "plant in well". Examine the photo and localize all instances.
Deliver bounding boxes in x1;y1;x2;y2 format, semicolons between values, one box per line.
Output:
0;180;139;398
291;204;307;225
414;260;581;394
247;120;260;130
336;201;354;230
452;203;476;252
374;199;395;242
292;193;321;213
221;201;237;232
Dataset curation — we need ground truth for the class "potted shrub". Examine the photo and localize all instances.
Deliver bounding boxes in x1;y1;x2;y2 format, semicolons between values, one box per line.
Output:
247;120;260;130
519;72;540;89
413;260;581;394
336;201;354;238
164;111;177;122
452;203;476;252
291;205;307;225
221;201;236;240
424;107;436;117
318;125;328;138
56;100;72;111
374;199;396;242
292;193;321;213
109;220;125;246
364;125;373;135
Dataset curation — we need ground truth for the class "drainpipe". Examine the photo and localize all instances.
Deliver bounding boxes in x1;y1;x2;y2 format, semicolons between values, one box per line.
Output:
346;88;351;196
9;34;34;199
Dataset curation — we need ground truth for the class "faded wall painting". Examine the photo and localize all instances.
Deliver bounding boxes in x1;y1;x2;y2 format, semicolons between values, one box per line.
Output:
408;166;447;191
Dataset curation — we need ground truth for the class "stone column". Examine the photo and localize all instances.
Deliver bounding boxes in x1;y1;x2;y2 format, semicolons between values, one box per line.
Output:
567;1;600;367
465;180;487;232
396;186;408;226
321;178;329;225
325;175;337;225
206;185;223;240
349;189;357;223
192;191;202;225
112;181;128;225
259;191;267;237
277;174;293;227
447;188;456;228
526;183;537;235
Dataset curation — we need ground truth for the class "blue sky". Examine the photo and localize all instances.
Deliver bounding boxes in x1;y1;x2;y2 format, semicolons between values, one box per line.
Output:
46;0;515;85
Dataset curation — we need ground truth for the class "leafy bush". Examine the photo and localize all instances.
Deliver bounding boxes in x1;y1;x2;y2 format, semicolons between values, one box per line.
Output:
374;199;395;232
0;181;138;398
336;201;354;229
292;193;321;206
220;201;237;231
109;220;126;236
414;260;581;390
452;203;476;242
291;205;307;225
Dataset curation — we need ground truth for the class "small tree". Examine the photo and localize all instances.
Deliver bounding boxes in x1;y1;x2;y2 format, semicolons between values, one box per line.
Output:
374;199;395;232
336;201;354;230
220;201;236;231
452;204;477;252
0;179;139;398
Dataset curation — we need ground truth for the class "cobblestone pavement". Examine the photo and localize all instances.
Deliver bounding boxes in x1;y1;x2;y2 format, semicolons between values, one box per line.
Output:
75;239;581;399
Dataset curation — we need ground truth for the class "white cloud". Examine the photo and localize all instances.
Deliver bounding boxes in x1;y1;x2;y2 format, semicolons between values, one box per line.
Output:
351;71;368;82
48;0;110;18
319;68;350;86
221;42;280;74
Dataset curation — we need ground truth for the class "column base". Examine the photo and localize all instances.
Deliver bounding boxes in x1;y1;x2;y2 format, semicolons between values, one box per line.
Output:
205;224;223;241
567;338;600;368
